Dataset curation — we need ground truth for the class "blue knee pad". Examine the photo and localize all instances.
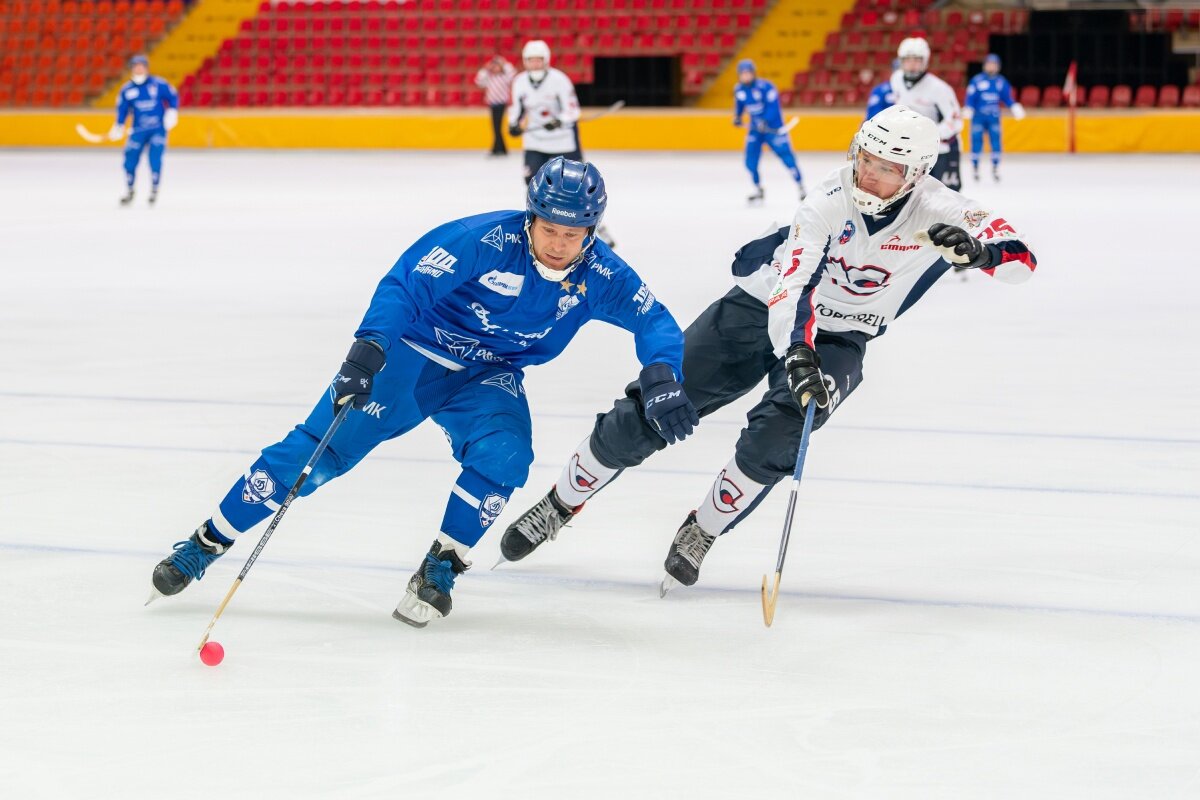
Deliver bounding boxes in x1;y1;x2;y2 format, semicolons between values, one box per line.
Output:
462;427;533;488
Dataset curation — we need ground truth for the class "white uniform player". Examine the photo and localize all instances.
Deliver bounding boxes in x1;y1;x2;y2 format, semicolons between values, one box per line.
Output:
890;37;963;190
507;40;582;183
497;105;1038;594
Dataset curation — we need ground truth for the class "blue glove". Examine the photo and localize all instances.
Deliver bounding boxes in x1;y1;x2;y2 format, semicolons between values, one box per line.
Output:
639;363;698;445
333;340;385;409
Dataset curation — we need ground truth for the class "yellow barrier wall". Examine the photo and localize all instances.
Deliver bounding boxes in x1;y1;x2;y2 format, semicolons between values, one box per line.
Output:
4;109;1199;153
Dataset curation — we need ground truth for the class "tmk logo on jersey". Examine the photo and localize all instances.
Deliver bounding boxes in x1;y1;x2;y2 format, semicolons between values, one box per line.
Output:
479;270;524;297
827;256;892;296
480;226;505;251
881;234;921;252
479;493;507;528
838;221;856;245
590;263;614;279
481;372;521;397
362;401;387;418
414;246;458;277
241;469;276;505
632;283;655;315
434;327;479;359
570;454;598;491
711;470;744;514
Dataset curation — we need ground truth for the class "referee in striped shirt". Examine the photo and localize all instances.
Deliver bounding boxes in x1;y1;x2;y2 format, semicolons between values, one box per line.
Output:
475;55;516;157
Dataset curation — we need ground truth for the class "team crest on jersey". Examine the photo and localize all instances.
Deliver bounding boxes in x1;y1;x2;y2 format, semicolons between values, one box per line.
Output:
838;221;856;244
962;209;989;229
434;327;479;359
481;372;521;397
569;454;598;492
479;493;507;528
827;255;891;296
241;469;276;505
711;470;744;514
480;225;505;251
556;292;581;320
414;246;458;277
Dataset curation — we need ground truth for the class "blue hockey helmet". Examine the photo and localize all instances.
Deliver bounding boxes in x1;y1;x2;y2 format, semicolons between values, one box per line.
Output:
985;53;1001;66
526;156;606;230
130;54;149;68
737;59;756;75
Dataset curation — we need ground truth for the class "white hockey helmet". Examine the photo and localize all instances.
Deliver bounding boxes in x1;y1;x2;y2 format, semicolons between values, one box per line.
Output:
848;104;938;215
522;39;551;65
897;36;930;78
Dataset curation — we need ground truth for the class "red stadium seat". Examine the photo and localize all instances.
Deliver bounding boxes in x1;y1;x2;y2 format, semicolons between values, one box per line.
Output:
1132;85;1156;108
1085;85;1109;108
1018;85;1040;107
1157;85;1180;108
1109;84;1132;108
1041;85;1063;107
1181;85;1200;108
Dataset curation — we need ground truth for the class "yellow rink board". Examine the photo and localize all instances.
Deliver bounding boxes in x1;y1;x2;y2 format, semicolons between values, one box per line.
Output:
3;108;1198;153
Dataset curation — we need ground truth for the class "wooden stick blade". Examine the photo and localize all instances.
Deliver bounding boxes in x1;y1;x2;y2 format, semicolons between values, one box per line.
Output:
761;572;781;627
75;123;103;143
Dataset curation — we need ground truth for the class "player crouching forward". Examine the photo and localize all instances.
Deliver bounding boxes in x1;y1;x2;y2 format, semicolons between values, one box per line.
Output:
499;105;1036;590
148;158;697;627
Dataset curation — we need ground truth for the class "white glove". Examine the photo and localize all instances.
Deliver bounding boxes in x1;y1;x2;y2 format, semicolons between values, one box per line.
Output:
962;105;974;121
106;123;125;141
164;108;178;131
1010;102;1026;121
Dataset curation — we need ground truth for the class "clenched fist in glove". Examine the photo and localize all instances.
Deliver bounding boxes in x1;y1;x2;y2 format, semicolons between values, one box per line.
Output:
508;122;524;137
784;343;830;410
639;363;699;445
541;118;563;131
333;340;386;409
915;223;991;270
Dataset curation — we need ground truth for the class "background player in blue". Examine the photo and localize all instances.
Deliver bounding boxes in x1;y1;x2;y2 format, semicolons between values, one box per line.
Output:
107;54;178;206
733;59;806;204
147;158;698;629
865;59;899;119
964;54;1026;182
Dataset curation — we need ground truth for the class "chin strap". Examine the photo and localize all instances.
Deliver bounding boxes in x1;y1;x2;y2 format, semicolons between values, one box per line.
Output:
524;215;595;281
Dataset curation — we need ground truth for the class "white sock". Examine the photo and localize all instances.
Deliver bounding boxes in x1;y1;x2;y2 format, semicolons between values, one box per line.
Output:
436;532;472;565
694;457;769;537
554;436;621;508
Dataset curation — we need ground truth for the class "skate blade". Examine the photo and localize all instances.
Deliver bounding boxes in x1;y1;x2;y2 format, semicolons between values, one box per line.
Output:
392;593;441;629
144;588;167;606
659;574;680;598
490;555;506;571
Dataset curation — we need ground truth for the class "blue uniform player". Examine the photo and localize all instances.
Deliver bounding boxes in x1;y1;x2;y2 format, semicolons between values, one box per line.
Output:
733;59;805;204
148;158;698;628
864;59;899;120
964;54;1025;182
108;54;178;205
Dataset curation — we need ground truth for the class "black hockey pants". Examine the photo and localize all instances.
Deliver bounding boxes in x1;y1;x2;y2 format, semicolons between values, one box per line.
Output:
590;286;868;486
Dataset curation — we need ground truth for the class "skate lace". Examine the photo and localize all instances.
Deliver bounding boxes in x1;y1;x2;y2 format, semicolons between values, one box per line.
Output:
168;539;221;580
423;554;459;594
674;524;716;568
513;496;568;545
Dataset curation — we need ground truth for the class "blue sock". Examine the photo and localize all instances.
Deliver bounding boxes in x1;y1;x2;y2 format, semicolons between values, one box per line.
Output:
208;456;289;540
440;467;514;548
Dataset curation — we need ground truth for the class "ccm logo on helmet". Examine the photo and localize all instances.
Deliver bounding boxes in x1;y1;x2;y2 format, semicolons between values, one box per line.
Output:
550;208;577;218
647;390;681;406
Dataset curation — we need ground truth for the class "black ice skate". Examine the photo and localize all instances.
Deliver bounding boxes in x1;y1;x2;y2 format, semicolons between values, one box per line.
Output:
119;188;135;206
797;183;807;201
747;185;765;204
393;539;470;628
147;522;230;604
497;488;581;564
148;186;158;205
992;165;1001;182
659;512;717;596
972;165;981;181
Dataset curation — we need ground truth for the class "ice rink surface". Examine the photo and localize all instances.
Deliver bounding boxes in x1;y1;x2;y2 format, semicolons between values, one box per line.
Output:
2;147;1199;799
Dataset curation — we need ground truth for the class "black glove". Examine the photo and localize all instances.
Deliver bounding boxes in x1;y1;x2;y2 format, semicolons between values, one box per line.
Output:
919;223;991;270
508;122;523;137
784;343;829;410
542;118;563;131
732;117;743;127
639;363;698;445
333;340;385;409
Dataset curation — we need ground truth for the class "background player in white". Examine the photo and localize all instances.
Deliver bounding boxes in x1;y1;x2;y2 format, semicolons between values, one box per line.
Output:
497;106;1037;591
109;54;179;205
887;37;963;191
507;40;582;183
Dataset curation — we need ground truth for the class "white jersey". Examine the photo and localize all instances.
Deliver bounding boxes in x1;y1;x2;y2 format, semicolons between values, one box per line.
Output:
889;70;962;152
731;165;1036;356
507;68;581;154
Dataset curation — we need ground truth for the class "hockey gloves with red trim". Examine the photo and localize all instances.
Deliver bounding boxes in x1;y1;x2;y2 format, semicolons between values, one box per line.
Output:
916;223;990;269
334;340;385;409
785;343;830;410
639;363;699;445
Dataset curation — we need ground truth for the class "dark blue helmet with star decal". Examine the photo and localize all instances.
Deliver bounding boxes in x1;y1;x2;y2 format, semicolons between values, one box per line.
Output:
526;157;606;230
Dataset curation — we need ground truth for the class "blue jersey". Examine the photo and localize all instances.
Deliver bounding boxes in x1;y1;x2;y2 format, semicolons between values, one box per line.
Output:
355;210;685;377
734;78;785;131
865;80;895;119
116;76;178;135
965;73;1016;122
